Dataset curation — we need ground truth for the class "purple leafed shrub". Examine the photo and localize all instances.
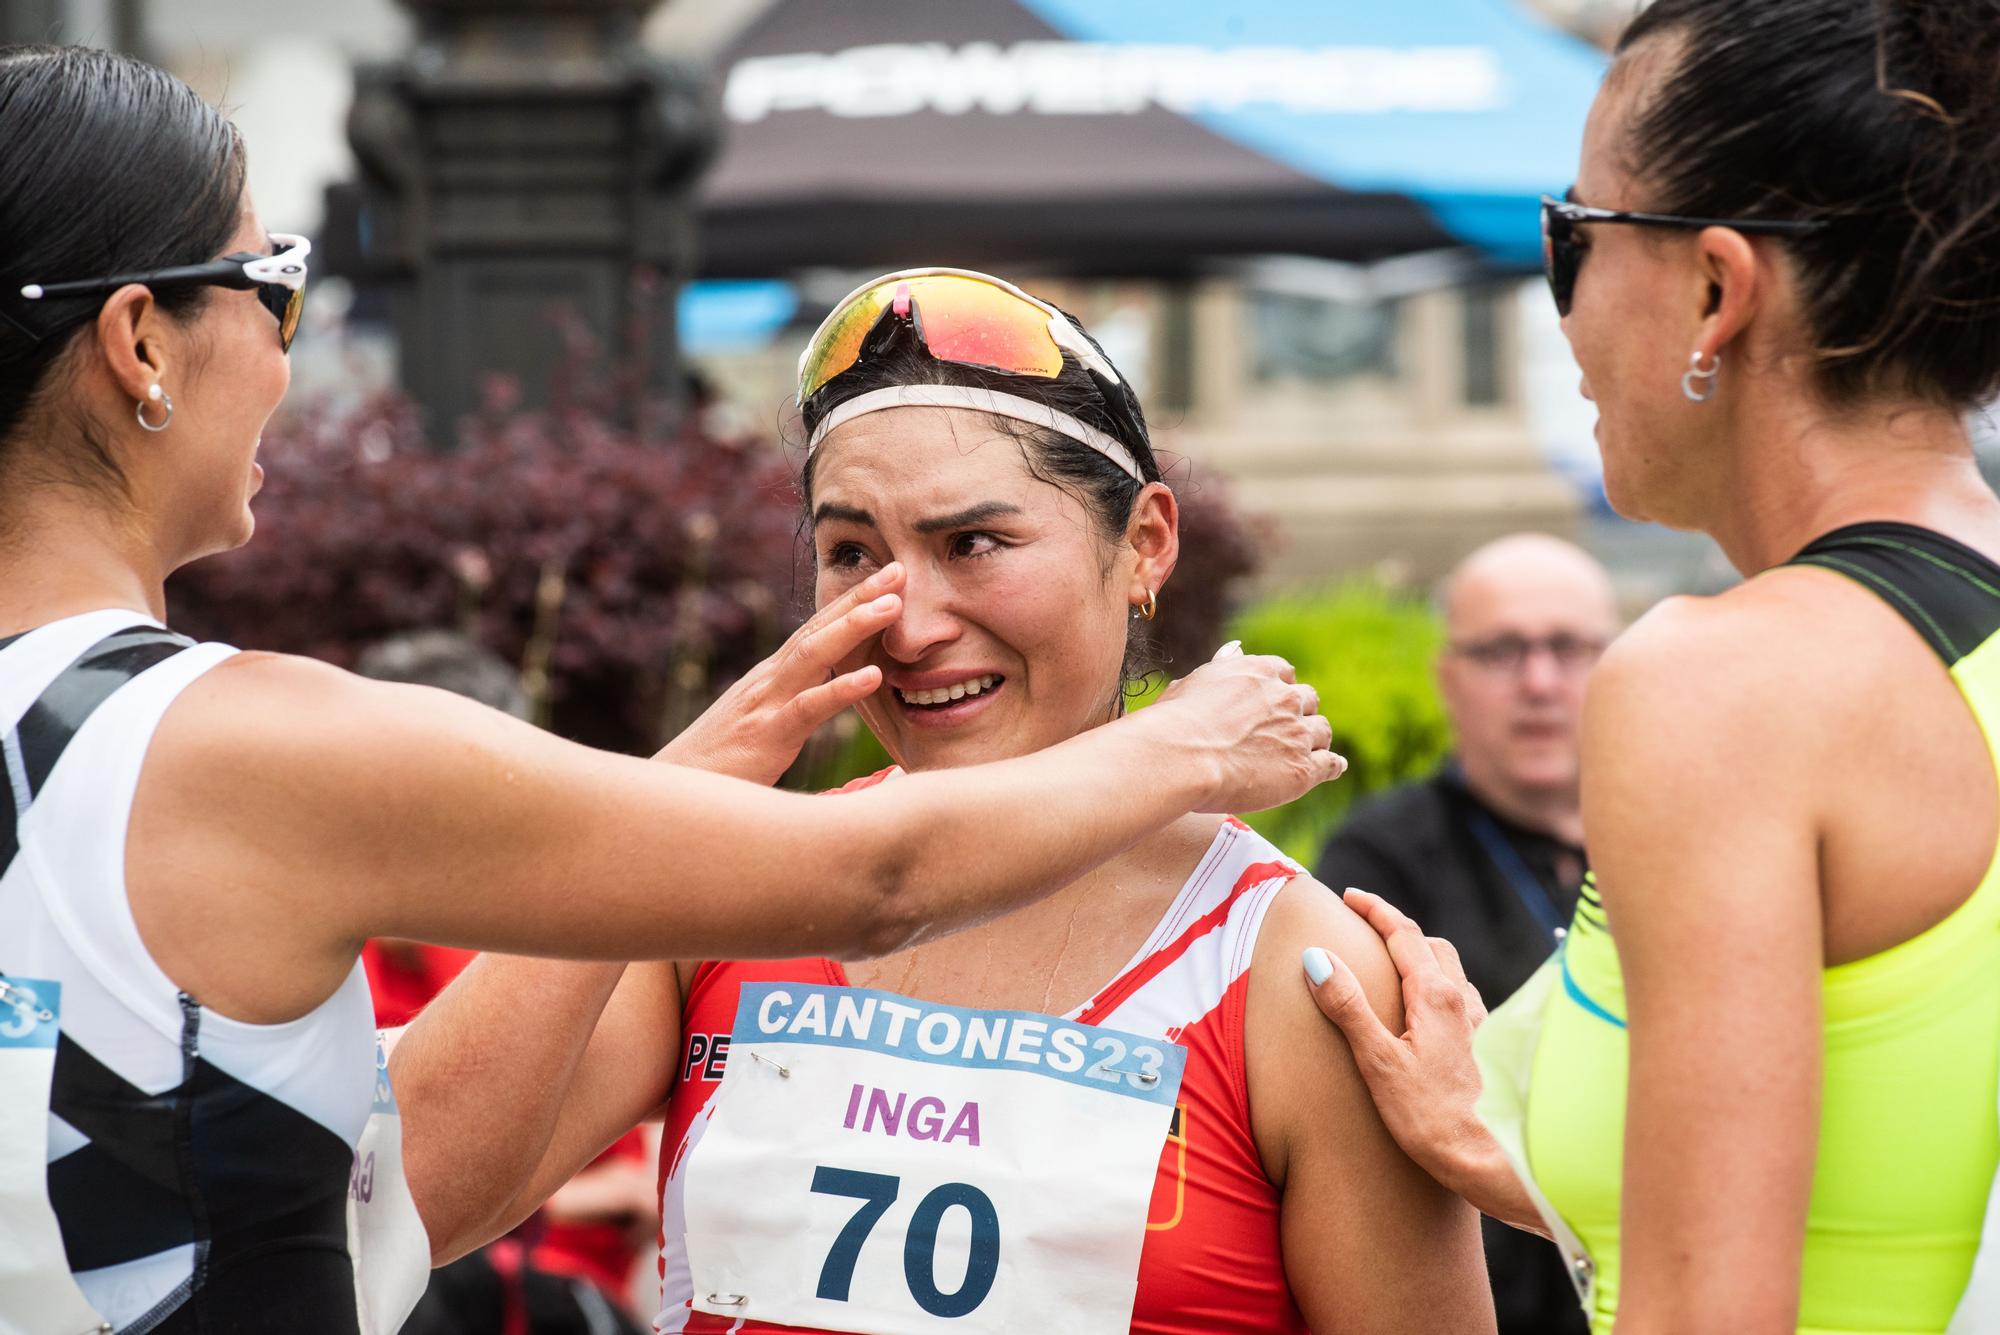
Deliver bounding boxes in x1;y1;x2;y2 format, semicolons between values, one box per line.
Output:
1148;459;1265;675
168;385;806;752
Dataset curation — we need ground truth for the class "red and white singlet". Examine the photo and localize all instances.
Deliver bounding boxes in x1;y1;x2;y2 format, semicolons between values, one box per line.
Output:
653;786;1307;1334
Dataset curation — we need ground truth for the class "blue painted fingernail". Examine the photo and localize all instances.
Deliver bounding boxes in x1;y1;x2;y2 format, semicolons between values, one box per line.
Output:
1302;947;1334;986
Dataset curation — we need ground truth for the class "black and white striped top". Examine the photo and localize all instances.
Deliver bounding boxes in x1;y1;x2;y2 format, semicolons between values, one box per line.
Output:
1;611;378;1334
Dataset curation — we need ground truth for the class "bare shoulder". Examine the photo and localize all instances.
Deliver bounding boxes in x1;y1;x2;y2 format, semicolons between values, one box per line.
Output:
135;649;566;946
1252;873;1401;1028
1608;567;1920;697
1585;573;1898;781
168;649;526;747
1578;574;1904;951
153;648;554;797
1244;874;1404;1182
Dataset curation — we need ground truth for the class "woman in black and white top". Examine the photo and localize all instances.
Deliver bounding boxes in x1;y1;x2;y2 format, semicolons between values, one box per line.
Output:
0;46;1339;1334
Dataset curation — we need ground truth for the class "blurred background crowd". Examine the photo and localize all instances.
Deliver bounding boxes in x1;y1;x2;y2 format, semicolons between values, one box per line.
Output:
8;1;1996;1331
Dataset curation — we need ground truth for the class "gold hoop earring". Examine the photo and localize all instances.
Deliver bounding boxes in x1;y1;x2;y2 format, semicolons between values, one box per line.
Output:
1133;590;1158;621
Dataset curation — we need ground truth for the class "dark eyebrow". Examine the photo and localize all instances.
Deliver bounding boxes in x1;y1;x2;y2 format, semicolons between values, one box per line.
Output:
812;501;874;529
913;502;1023;534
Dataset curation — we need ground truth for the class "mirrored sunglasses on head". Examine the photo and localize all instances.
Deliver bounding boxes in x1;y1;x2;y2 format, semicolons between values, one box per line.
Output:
797;267;1146;452
16;233;311;352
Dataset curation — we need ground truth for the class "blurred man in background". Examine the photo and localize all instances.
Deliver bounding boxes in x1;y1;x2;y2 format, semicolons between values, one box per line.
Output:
1315;532;1617;1335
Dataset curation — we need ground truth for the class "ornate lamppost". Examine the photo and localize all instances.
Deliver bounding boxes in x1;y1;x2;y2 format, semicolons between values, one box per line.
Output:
346;0;715;430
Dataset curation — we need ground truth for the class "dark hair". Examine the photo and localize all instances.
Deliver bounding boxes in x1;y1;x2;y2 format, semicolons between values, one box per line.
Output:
798;306;1169;682
1614;0;2000;410
0;45;247;488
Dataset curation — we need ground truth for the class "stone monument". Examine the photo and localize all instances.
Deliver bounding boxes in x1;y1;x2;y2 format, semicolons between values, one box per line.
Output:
346;0;715;429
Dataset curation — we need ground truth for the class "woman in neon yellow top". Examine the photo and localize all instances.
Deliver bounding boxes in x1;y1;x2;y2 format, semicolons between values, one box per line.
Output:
1300;1;2000;1331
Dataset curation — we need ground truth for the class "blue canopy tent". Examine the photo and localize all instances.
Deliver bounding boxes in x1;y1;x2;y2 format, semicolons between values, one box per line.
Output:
693;0;1607;279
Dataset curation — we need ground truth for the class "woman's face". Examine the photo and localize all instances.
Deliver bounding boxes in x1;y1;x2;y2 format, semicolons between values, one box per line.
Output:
151;195;292;561
811;407;1173;772
1561;51;1724;528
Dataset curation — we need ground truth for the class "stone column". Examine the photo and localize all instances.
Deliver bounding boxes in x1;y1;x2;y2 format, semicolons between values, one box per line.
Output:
346;0;715;430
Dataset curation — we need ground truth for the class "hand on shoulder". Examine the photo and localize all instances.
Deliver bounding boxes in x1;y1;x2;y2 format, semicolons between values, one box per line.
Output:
1246;876;1412;1184
1249;876;1494;1329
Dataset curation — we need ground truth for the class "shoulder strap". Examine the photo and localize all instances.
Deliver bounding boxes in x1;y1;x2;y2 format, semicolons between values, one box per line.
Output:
1;624;194;873
1785;522;2000;668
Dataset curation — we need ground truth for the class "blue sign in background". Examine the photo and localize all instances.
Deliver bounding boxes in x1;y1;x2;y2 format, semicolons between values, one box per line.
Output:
1015;0;1607;266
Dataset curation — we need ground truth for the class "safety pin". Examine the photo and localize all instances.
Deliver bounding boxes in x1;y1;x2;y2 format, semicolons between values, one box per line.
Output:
749;1050;790;1079
707;1293;747;1307
1096;1063;1161;1086
0;980;53;1024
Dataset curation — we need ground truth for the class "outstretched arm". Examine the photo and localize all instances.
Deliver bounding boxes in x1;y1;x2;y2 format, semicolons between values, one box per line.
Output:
132;605;1338;1023
392;572;1343;1256
401;568;920;1257
397;957;685;1262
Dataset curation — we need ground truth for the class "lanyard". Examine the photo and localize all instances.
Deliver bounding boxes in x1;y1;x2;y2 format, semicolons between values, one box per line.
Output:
1464;805;1568;940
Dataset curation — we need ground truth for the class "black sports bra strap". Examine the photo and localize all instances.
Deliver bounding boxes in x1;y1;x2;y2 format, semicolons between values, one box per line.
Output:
1786;522;2000;668
1;624;194;871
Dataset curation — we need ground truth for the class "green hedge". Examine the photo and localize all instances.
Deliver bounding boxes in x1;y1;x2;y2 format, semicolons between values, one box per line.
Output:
801;582;1449;865
1221;583;1450;862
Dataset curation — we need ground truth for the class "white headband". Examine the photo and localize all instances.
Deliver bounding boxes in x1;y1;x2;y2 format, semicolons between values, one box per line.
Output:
804;384;1146;483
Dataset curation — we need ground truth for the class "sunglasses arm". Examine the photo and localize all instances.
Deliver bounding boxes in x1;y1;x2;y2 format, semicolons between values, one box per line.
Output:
1045;314;1122;387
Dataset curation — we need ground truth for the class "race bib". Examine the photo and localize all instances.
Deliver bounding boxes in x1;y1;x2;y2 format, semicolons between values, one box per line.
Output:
683;983;1186;1335
0;976;112;1335
346;1031;430;1335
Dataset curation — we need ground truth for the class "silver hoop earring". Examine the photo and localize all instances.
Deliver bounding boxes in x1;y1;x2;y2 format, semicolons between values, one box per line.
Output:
1681;350;1721;403
136;388;173;432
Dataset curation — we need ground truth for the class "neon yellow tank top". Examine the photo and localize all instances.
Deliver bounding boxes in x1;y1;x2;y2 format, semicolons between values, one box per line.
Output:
1481;523;2000;1335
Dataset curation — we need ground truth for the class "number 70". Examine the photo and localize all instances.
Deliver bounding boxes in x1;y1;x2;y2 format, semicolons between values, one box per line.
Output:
811;1166;1001;1319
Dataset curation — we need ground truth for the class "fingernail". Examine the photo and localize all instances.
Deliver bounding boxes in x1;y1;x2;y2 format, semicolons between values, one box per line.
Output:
1302;946;1334;986
1214;640;1243;659
870;594;899;613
